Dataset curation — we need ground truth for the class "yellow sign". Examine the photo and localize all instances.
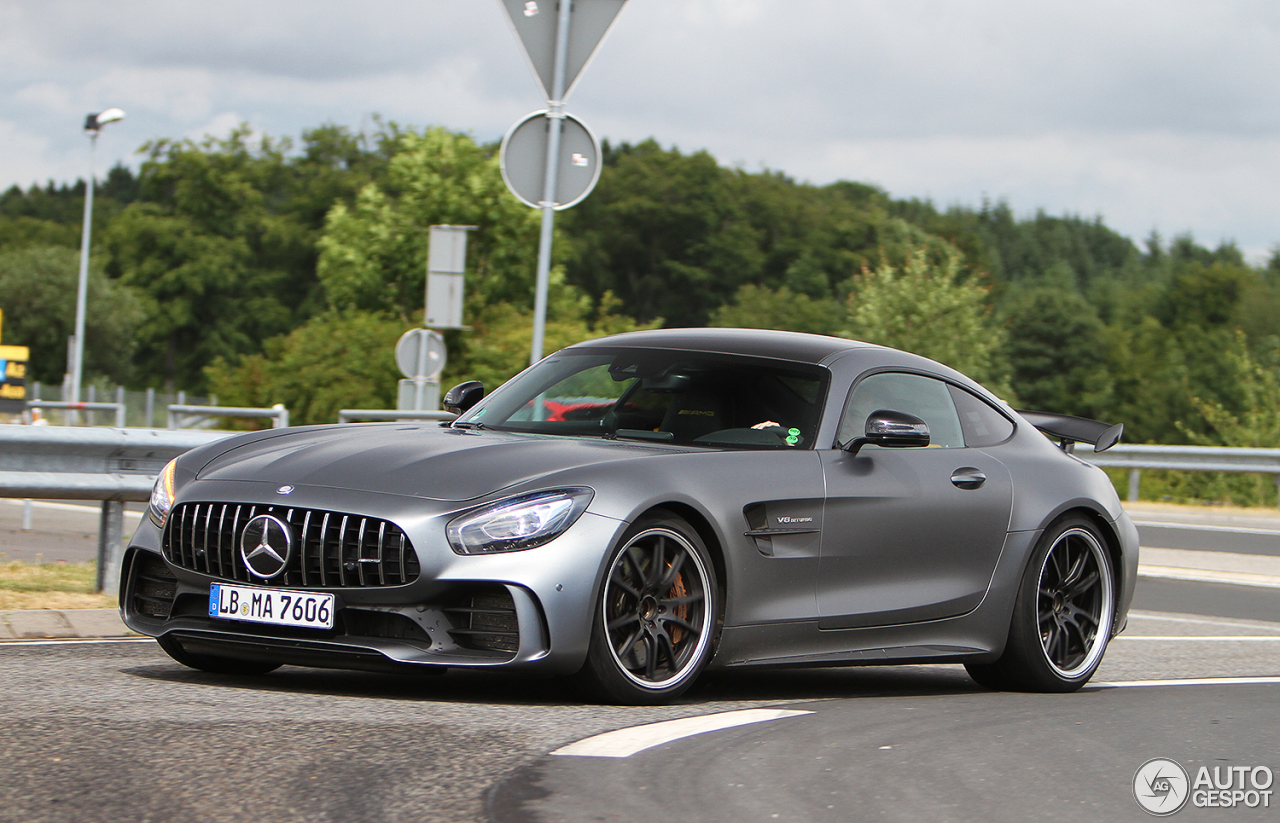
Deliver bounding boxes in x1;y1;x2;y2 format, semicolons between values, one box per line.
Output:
0;343;28;411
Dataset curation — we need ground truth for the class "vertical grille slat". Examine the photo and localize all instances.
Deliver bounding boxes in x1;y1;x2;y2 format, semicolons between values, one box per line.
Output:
319;512;331;587
376;521;386;586
300;510;312;587
337;515;350;587
230;505;244;582
215;505;229;579
201;504;213;574
165;502;416;589
356;518;368;586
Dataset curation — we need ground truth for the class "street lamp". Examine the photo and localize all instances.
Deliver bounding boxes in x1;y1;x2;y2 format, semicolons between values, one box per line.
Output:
70;107;125;418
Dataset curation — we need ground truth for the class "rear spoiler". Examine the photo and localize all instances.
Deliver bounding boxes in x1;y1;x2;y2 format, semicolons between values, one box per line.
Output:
1016;411;1123;453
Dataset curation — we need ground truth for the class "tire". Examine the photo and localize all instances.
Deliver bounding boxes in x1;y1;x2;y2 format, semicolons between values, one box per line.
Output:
965;516;1115;693
577;513;719;704
157;635;282;676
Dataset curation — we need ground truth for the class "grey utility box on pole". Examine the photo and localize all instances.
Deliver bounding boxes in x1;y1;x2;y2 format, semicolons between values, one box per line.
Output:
425;224;475;329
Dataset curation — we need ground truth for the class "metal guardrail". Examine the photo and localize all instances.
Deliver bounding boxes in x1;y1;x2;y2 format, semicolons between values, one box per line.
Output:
0;426;234;592
28;400;126;428
337;409;456;423
168;403;289;430
1081;444;1280;506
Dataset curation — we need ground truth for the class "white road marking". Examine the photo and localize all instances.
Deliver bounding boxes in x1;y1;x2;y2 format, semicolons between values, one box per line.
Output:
0;638;151;647
1127;611;1280;631
550;708;814;758
1137;564;1280;588
1115;636;1280;641
1094;677;1280;688
1133;520;1280;536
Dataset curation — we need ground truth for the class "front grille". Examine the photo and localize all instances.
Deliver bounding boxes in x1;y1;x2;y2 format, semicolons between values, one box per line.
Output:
132;552;177;618
445;588;520;653
163;502;420;588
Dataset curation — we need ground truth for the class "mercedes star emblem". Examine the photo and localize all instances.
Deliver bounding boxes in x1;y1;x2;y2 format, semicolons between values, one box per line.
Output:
240;514;293;579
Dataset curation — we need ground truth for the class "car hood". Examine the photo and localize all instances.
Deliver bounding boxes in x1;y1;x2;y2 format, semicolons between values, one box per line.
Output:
194;425;675;502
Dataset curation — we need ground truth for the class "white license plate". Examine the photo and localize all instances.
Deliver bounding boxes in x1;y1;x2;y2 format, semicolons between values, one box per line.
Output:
209;583;334;630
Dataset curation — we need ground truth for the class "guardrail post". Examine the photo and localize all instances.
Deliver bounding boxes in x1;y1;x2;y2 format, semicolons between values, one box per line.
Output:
95;500;125;594
272;403;289;428
21;499;32;531
145;388;155;428
1275;475;1280;509
1127;469;1141;503
116;387;126;427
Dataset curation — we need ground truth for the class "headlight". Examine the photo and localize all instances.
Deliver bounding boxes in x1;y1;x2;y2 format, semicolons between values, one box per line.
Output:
148;458;179;527
447;488;593;555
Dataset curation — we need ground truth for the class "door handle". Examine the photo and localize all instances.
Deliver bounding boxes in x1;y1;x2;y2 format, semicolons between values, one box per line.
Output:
951;468;987;489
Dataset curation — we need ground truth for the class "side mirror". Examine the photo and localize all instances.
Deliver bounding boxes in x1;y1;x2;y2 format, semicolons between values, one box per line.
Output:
845;409;930;455
443;381;485;415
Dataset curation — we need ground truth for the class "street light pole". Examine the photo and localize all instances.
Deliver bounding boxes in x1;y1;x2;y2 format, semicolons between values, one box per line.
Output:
70;108;124;420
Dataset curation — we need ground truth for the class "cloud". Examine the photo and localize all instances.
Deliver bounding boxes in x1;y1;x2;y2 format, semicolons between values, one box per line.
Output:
1;0;1278;252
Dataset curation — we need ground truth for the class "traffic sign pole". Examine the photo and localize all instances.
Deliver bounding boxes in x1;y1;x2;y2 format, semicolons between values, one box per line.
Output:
529;0;573;368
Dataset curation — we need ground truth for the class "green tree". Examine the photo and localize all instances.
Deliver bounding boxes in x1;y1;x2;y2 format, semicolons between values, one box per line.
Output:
709;284;844;335
317;126;539;319
1002;287;1114;417
106;125;383;391
843;245;1010;391
205;310;409;427
0;246;145;384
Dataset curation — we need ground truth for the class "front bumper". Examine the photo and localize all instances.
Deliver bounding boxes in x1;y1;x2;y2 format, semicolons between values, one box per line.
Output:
120;485;626;676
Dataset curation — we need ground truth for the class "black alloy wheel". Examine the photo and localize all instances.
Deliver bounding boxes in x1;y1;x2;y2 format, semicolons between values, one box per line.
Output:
965;516;1115;692
579;513;717;704
1036;525;1113;678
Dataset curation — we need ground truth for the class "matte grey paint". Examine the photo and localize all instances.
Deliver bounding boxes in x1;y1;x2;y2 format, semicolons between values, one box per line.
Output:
120;328;1137;683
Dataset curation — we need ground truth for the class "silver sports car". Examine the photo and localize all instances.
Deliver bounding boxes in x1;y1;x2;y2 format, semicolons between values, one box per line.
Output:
121;328;1138;704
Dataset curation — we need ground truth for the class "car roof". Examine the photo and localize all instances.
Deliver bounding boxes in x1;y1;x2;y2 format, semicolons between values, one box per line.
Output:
568;327;875;365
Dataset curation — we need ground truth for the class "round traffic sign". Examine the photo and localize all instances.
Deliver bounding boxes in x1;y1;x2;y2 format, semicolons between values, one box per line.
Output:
500;110;601;210
395;328;446;380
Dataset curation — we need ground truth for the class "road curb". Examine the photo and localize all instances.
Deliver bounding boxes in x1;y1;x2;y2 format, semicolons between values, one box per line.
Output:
0;609;136;641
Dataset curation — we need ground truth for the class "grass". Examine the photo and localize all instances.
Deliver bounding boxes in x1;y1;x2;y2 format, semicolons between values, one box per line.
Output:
0;560;117;611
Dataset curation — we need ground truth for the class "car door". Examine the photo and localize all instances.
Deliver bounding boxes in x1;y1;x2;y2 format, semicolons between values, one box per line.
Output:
817;372;1014;629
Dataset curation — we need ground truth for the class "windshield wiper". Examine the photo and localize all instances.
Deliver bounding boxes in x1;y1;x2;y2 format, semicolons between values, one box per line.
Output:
608;429;675;443
449;420;487;431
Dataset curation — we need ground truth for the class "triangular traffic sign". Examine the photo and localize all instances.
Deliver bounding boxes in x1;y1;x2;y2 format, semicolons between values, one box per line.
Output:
497;0;627;101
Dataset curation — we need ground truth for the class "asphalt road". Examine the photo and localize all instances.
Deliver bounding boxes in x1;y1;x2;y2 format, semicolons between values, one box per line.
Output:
2;604;1278;823
2;501;1278;821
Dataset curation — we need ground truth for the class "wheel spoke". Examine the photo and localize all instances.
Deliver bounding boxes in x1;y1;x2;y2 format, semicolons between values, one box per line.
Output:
660;591;705;608
1064;602;1099;629
1061;545;1088;587
643;633;658;680
1066;570;1099;599
657;632;680;673
661;615;701;636
609;567;641;601
608;612;641;632
657;549;688;590
647;536;666;589
613;625;643;660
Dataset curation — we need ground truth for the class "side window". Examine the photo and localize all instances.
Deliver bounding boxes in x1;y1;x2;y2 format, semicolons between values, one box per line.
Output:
837;372;965;449
948;384;1015;447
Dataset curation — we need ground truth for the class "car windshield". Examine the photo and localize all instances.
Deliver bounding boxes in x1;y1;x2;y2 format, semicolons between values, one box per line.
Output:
457;347;828;449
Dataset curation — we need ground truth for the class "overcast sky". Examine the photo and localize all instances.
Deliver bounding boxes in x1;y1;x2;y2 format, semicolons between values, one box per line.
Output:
3;0;1278;261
